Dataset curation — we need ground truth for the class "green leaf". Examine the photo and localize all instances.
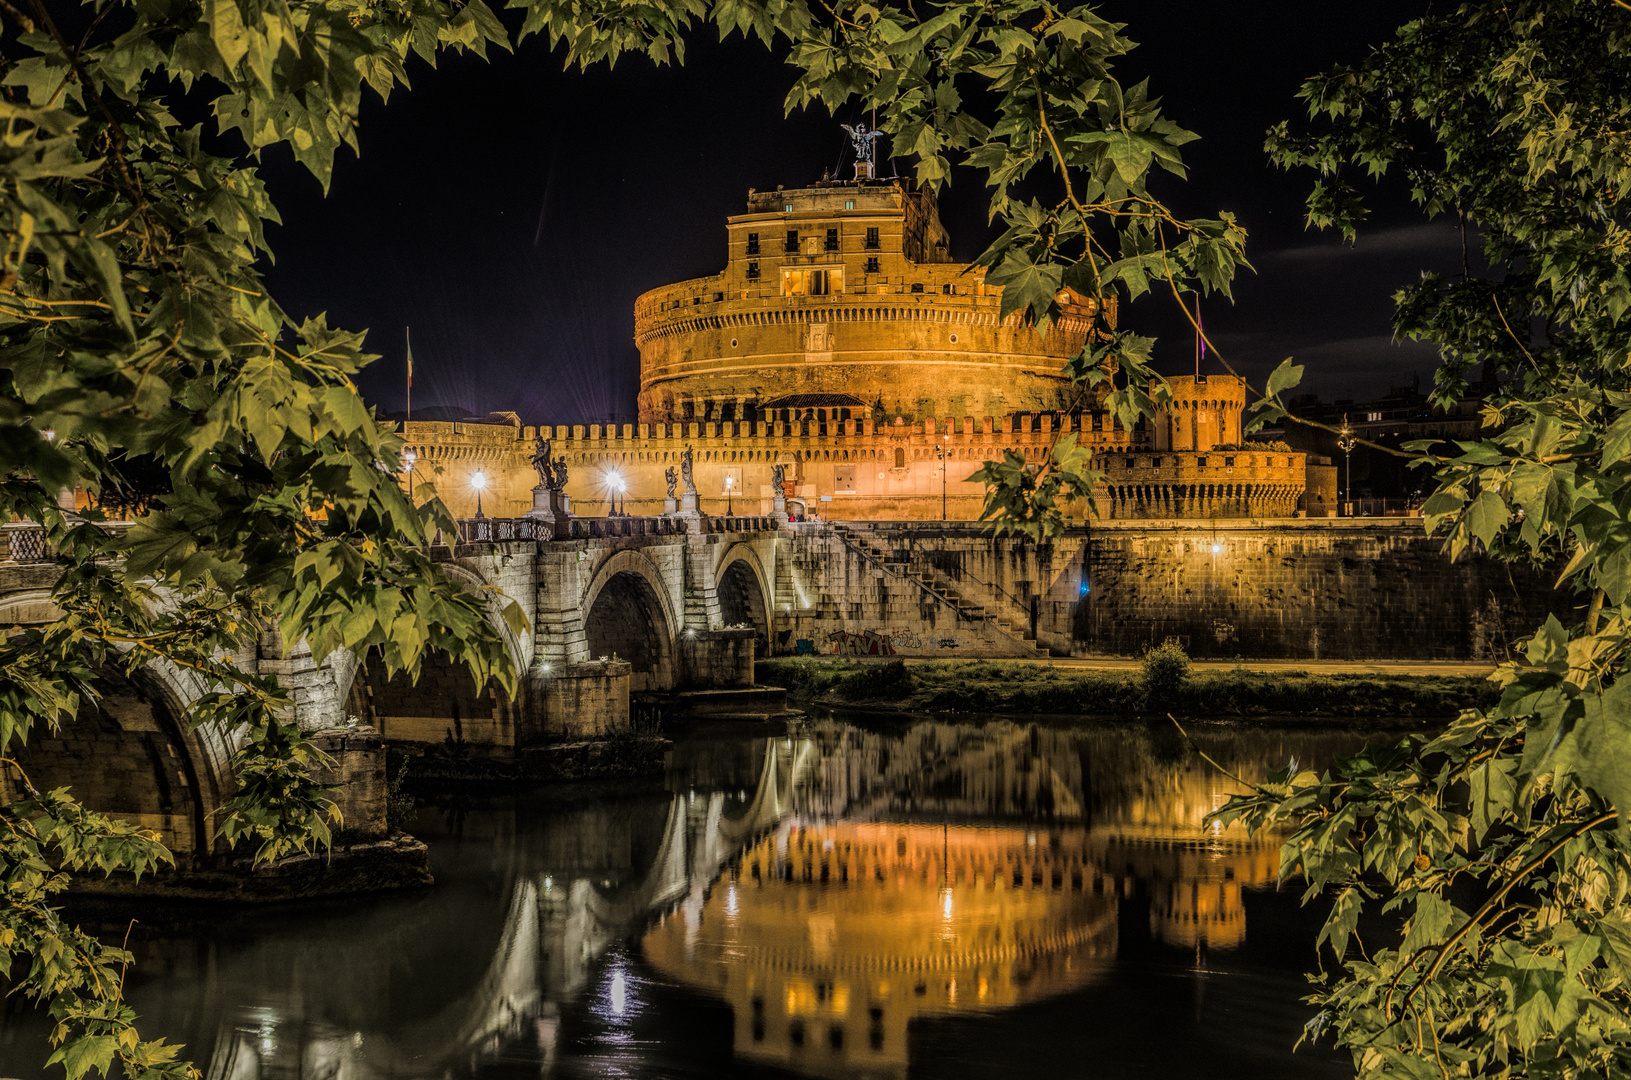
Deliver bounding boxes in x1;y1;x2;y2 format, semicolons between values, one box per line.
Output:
1263;358;1304;400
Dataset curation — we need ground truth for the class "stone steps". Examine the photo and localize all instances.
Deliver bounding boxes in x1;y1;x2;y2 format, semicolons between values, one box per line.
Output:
833;526;1048;657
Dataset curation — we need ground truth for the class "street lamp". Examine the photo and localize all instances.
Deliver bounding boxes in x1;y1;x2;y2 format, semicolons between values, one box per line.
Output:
403;448;417;502
605;469;625;516
934;436;951;521
1337;414;1356;516
725;474;734;515
471;469;487;519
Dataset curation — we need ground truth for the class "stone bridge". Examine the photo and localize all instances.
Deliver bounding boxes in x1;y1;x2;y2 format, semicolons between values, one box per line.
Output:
0;514;787;860
0;510;1565;867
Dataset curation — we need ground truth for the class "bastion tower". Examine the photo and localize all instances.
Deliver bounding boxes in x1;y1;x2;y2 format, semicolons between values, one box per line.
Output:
633;181;1103;425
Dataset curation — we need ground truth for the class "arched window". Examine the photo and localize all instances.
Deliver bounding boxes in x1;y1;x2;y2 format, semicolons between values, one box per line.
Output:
894;447;907;469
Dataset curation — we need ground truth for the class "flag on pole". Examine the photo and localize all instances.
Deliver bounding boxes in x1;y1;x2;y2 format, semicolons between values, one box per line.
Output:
406;326;414;387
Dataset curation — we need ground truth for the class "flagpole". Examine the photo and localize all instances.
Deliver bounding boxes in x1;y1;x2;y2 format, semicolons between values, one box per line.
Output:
405;326;414;503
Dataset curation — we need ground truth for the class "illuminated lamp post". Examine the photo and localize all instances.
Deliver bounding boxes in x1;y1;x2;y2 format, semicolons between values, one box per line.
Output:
471;469;487;519
1337;414;1356;516
935;436;951;521
403;449;417;502
725;474;734;515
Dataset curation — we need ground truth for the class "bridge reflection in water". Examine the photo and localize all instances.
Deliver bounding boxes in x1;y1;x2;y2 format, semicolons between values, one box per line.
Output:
104;721;1361;1080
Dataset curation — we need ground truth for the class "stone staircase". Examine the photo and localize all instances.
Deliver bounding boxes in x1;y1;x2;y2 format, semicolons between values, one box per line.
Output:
831;525;1049;657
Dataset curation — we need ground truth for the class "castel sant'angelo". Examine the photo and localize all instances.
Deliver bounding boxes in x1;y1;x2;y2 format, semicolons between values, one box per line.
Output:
405;175;1318;523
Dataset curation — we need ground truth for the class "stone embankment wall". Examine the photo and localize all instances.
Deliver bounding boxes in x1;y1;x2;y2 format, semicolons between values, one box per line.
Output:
775;524;1075;658
1078;520;1567;661
778;520;1567;662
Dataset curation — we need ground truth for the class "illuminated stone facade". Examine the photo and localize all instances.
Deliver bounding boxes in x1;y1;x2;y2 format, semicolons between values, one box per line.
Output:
404;179;1306;523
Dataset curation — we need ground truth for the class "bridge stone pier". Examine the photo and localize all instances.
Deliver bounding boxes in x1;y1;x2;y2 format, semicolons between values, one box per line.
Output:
354;516;783;749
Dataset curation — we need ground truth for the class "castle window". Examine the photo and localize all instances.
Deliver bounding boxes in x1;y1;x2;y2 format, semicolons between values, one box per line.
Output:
894;447;907;469
1092;413;1103;431
865;227;880;250
865;256;880;274
910;282;924;293
825;227;839;251
785;230;799;253
746;261;760;279
1225;456;1235;467
784;203;794;213
1198;456;1208;467
1152;456;1163;467
942;283;954;295
746;232;760;255
845;199;855;209
809;269;832;296
1126;457;1136;469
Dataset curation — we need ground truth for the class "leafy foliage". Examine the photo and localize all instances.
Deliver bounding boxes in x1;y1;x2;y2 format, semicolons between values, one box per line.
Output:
0;0;524;1073
1139;635;1189;707
1209;4;1631;1077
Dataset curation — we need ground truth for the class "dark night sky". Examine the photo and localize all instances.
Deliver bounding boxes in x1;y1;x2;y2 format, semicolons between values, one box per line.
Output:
251;0;1449;425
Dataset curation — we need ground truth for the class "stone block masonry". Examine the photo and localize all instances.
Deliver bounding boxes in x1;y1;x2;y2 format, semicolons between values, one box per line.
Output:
1076;520;1568;660
771;519;1566;662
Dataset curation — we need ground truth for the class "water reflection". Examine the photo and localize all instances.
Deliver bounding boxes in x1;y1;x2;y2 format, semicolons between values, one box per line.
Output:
644;822;1118;1078
0;720;1370;1079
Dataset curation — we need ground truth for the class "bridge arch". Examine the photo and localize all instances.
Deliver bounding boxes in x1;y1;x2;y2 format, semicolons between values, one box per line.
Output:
0;588;64;626
348;561;531;746
715;543;772;656
581;550;679;692
0;659;234;864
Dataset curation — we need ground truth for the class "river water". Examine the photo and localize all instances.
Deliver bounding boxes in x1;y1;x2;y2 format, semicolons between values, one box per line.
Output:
0;715;1385;1079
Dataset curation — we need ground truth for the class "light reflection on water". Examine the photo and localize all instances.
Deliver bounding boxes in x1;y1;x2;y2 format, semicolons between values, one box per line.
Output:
0;718;1380;1079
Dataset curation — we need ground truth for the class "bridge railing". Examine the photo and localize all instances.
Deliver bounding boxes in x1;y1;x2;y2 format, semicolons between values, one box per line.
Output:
2;520;137;565
3;522;49;563
564;516;684;540
451;514;779;545
454;518;552;544
704;515;776;534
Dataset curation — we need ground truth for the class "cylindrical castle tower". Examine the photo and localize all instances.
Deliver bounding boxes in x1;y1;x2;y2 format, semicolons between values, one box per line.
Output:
633;181;1109;425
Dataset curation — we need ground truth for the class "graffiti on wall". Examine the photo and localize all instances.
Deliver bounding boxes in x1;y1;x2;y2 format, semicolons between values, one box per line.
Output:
826;629;900;656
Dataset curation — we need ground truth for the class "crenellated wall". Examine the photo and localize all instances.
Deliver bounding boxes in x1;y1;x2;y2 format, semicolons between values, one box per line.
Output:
402;416;1307;523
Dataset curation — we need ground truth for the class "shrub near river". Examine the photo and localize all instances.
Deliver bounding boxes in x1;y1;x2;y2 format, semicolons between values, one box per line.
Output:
757;657;1498;723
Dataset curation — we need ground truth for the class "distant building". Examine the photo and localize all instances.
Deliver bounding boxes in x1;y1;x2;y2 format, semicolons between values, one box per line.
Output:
1261;383;1484;506
405;179;1304;522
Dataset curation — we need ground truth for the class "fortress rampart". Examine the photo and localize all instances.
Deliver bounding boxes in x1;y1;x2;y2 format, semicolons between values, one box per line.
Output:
404;411;1305;523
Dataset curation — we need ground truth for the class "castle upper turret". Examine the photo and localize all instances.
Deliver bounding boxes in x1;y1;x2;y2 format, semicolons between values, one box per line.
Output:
633;179;1109;426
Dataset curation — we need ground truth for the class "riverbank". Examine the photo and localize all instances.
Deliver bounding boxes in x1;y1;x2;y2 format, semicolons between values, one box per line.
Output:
757;657;1498;723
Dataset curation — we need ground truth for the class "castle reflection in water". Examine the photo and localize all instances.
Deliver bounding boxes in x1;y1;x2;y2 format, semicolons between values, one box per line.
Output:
109;720;1358;1080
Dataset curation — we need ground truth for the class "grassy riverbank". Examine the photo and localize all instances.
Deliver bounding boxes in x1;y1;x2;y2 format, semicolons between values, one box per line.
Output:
757;657;1498;722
